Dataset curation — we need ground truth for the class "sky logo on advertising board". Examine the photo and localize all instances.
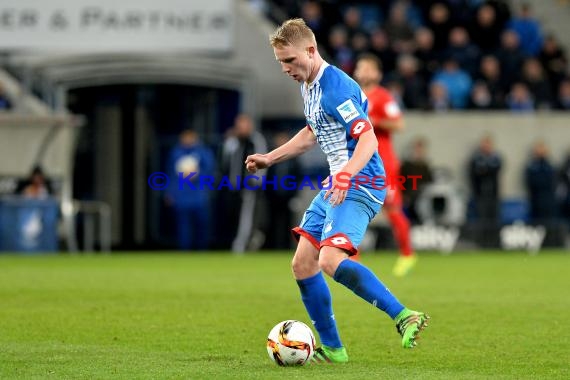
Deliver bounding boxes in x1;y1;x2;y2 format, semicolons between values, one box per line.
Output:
410;224;459;253
500;221;546;253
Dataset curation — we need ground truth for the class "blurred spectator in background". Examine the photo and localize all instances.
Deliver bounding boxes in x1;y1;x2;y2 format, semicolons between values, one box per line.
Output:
342;6;367;42
165;129;215;251
507;2;542;57
469;81;501;110
12;166;57;252
328;26;354;74
301;1;332;54
431;58;473;109
264;131;302;249
336;6;370;74
525;140;556;223
16;166;53;199
426;2;453;52
386;54;427;109
487;0;512;27
385;1;416;54
539;35;568;93
0;83;11;111
476;55;507;107
429;81;451;111
559;150;570;225
469;3;504;52
520;58;552;109
351;2;382;31
444;26;481;77
400;137;433;224
369;28;397;74
395;0;423;30
506;82;535;112
350;31;370;59
413;27;440;81
555;79;570;110
494;30;526;89
380;0;424;29
220;114;267;253
469;135;502;225
447;0;486;25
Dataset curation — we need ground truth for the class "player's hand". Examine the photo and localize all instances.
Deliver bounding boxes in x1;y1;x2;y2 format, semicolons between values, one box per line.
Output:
322;173;350;206
245;154;270;173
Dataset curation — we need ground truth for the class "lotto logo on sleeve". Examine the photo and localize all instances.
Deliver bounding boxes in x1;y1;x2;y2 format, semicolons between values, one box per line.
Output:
336;99;359;123
350;119;372;139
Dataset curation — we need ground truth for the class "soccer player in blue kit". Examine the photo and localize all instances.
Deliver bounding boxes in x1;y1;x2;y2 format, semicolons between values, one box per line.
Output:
245;18;429;363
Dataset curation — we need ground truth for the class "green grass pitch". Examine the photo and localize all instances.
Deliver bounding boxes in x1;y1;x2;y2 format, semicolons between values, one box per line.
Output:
1;251;569;379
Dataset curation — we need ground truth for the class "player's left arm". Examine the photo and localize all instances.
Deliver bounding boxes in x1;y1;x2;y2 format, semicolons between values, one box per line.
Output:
323;120;377;206
322;92;378;205
340;128;378;177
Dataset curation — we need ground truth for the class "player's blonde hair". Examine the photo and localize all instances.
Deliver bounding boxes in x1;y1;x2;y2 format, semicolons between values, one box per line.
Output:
269;18;317;48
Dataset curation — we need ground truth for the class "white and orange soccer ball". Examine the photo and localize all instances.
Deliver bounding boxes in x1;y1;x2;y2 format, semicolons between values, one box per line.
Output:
266;320;316;366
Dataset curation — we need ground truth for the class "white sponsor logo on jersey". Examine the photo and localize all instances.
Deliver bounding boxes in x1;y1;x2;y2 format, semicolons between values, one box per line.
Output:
336;99;359;123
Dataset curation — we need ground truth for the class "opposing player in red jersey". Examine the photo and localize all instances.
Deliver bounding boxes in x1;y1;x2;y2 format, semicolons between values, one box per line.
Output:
354;54;417;277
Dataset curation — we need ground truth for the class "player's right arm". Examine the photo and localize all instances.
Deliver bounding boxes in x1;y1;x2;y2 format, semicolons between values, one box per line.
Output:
369;92;404;132
245;127;316;173
370;114;404;132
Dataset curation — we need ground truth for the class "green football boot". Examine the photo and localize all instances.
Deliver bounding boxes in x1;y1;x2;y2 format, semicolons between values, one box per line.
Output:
311;345;349;364
395;309;430;348
392;254;418;277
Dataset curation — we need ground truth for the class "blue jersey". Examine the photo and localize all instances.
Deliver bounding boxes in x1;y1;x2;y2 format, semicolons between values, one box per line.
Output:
302;62;385;203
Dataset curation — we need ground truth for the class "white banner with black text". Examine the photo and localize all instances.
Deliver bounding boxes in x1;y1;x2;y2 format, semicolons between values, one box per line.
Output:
0;0;234;52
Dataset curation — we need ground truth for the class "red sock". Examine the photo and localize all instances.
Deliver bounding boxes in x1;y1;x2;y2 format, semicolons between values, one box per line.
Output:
387;209;413;257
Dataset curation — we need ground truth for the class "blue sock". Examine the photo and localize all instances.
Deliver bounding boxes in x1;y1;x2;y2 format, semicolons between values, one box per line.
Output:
296;272;343;348
333;259;405;319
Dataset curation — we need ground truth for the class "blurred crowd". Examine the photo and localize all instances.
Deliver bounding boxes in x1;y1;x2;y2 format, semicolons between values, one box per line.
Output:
251;0;570;111
468;135;570;226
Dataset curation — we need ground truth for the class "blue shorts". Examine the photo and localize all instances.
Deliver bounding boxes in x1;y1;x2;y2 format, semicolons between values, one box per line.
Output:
292;186;385;255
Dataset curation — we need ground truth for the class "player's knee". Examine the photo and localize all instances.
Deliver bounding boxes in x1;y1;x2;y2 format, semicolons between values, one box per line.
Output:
291;254;317;279
291;255;302;276
317;255;335;277
318;247;345;277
